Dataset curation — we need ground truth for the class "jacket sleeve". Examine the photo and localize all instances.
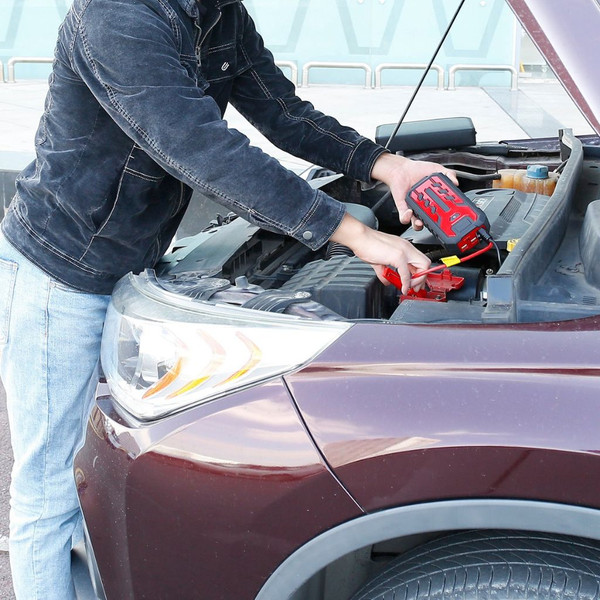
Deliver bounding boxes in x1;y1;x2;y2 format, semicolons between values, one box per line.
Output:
229;5;388;184
68;0;345;250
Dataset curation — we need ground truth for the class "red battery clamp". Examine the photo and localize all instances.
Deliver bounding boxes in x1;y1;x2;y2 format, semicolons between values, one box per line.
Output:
382;266;465;302
406;172;490;253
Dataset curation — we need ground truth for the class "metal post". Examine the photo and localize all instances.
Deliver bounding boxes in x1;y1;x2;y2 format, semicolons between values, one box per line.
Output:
7;57;54;83
374;63;445;89
302;62;372;88
447;64;519;91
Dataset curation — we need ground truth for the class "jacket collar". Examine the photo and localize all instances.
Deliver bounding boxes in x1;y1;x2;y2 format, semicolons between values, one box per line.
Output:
176;0;240;19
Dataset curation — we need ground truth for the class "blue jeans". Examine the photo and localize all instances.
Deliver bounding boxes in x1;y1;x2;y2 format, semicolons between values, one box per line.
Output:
0;232;110;599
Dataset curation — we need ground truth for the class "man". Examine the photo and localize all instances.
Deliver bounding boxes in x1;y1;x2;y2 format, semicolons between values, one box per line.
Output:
0;0;455;596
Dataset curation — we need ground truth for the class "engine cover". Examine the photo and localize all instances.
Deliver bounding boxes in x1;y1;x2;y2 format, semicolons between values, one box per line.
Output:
403;187;553;250
282;256;383;319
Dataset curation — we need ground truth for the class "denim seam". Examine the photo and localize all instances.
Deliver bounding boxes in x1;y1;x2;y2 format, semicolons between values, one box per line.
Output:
91;81;264;227
206;42;236;53
67;0;93;57
240;47;355;152
345;137;380;178
274;94;356;150
320;201;347;244
344;138;364;175
366;146;389;183
169;180;187;217
35;72;54;147
204;71;242;83
0;258;18;270
31;279;52;600
50;279;91;294
155;0;182;50
0;259;17;345
292;195;346;249
289;191;321;236
39;86;104;237
10;207;109;277
123;167;165;182
97;84;245;219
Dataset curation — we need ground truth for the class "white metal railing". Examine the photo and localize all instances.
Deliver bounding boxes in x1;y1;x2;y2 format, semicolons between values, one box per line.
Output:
7;57;54;83
302;61;372;88
275;60;298;87
374;63;444;89
2;56;519;94
447;64;518;91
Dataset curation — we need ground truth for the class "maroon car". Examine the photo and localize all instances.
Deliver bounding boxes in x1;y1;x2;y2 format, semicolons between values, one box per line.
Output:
74;0;600;598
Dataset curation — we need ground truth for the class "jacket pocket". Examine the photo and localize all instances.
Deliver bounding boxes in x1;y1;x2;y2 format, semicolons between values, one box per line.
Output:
199;41;249;85
87;144;167;240
0;258;18;346
123;143;167;180
80;154;181;273
90;167;169;243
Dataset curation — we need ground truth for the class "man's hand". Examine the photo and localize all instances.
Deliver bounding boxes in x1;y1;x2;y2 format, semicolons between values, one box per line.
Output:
330;213;431;294
371;153;458;230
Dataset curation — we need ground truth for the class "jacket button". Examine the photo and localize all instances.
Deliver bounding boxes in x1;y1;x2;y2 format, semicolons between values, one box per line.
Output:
302;231;313;241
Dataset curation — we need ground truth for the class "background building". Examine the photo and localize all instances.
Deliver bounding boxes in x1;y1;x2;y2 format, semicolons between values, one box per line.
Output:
0;0;546;88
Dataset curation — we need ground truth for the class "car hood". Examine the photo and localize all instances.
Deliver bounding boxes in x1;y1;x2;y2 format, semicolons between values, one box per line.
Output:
285;317;600;512
507;0;600;134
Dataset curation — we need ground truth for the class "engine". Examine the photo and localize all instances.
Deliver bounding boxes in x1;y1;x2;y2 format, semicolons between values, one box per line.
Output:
157;129;600;325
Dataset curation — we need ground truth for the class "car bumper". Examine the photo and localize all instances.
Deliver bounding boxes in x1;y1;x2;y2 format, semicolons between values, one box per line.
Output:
74;379;362;599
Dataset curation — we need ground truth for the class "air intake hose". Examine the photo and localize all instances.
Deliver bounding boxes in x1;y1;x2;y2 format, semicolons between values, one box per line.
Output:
326;204;378;259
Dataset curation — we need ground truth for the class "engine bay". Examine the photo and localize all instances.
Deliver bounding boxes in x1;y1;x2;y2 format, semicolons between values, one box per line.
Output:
156;127;600;325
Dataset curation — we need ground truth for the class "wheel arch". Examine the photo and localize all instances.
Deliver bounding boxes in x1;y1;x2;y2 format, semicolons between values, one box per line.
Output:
255;499;600;600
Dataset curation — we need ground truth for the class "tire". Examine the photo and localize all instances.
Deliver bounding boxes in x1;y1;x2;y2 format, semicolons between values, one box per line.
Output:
351;530;600;600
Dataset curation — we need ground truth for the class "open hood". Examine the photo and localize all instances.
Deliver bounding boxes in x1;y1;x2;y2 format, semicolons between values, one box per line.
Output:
507;0;600;135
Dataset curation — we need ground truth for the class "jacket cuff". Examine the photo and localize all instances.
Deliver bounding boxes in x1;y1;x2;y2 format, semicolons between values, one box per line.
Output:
344;138;389;184
290;190;347;250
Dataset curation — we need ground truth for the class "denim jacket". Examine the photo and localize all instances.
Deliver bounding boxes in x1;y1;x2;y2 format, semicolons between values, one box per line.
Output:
2;0;387;294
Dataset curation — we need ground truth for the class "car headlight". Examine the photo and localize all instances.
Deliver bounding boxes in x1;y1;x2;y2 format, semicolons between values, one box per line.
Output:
101;272;352;421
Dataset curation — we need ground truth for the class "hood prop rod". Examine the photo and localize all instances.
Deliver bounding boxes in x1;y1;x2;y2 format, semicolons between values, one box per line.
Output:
384;0;467;150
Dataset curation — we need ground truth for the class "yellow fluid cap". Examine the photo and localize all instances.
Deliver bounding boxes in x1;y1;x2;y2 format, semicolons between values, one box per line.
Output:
506;239;519;252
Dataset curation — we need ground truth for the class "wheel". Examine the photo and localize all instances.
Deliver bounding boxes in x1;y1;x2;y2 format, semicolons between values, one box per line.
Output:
351;530;600;600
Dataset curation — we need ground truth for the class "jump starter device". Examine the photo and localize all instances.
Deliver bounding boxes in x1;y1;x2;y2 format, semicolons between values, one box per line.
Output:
406;172;490;253
382;173;493;298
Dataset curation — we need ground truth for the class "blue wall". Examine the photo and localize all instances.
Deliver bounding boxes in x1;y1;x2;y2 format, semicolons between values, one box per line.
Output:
1;0;68;80
0;0;519;86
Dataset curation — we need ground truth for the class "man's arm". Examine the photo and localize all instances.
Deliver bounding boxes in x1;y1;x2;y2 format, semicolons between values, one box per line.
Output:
330;212;431;294
230;6;458;233
230;5;386;185
69;0;345;251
